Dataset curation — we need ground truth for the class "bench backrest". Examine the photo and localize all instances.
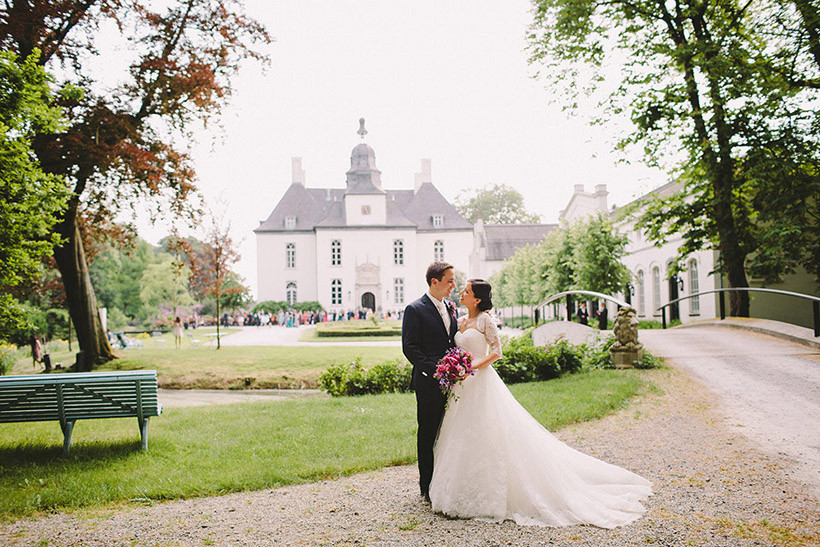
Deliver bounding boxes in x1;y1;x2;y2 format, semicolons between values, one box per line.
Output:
0;370;161;424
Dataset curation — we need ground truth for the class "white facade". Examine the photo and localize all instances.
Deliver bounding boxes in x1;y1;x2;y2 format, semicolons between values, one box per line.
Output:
559;182;719;323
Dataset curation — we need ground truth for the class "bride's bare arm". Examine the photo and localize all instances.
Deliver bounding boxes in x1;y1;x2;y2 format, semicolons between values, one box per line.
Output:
472;313;502;370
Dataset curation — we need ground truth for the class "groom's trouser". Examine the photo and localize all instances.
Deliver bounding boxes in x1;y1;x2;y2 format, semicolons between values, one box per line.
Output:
415;382;447;495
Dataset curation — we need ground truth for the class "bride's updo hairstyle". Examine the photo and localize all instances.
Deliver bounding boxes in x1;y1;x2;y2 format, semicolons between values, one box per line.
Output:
468;279;493;311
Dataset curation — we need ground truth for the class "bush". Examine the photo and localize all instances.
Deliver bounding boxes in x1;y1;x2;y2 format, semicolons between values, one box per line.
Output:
319;358;412;396
546;339;582;375
0;345;15;375
581;336;616;369
315;320;401;338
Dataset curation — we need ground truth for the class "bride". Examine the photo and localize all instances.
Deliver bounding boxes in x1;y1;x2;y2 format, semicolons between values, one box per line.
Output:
429;279;652;529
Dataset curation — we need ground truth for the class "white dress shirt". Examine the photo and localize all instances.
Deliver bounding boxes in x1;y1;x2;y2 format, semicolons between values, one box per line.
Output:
427;292;451;332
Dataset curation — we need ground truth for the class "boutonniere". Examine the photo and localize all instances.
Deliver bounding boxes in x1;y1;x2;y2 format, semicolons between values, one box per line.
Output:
444;300;456;316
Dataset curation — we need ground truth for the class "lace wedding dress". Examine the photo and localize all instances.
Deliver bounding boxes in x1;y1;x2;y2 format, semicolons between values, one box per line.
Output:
429;312;652;529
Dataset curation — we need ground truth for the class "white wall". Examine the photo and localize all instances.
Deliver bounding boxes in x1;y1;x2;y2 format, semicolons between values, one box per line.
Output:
256;232;317;303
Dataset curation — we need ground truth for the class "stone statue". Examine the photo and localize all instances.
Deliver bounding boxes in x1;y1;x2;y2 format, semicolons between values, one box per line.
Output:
610;306;644;368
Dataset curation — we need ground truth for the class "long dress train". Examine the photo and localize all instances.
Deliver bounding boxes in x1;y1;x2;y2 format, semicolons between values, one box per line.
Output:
429;313;652;529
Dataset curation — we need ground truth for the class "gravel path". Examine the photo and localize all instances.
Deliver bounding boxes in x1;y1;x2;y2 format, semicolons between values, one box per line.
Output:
2;366;818;546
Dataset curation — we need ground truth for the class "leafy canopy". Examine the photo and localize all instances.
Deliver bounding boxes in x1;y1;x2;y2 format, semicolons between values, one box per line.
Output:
455;184;541;224
0;49;75;338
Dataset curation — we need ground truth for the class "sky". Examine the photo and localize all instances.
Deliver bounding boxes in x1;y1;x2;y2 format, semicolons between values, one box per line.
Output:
134;0;669;297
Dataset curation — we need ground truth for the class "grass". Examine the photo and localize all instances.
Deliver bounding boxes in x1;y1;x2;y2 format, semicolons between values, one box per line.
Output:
10;340;403;389
0;368;649;519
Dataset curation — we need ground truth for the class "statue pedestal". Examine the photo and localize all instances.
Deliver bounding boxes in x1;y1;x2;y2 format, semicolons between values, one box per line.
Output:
611;347;644;369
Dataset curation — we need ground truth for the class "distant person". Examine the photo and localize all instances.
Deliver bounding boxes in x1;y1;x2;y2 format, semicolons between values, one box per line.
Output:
577;302;589;325
173;316;183;349
29;333;43;368
596;302;608;330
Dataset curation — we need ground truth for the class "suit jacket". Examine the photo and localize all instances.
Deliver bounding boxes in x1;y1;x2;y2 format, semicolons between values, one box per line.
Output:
402;294;458;390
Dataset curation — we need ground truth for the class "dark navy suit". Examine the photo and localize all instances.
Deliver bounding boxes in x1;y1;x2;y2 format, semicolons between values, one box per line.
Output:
402;293;457;497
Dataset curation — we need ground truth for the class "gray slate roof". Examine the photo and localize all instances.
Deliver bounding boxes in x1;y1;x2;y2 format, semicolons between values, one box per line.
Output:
482;223;557;260
254;182;472;232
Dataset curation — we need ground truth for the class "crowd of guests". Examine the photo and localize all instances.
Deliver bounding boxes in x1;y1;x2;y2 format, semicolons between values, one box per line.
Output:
218;307;404;328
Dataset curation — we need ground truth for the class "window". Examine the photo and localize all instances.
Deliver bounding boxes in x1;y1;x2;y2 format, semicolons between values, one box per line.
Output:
432;214;444;227
285;243;295;269
689;259;700;314
286;282;297;306
284;216;296;229
637;270;646;316
434;240;444;261
331;240;341;266
393;239;404;265
652;266;661;316
331;279;342;305
394;278;405;304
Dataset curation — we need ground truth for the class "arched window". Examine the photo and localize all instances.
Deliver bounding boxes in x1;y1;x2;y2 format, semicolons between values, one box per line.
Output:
434;240;444;261
688;259;700;314
637;270;646;316
393;239;404;265
652;266;661;316
286;282;297;305
394;278;405;304
331;240;341;266
285;243;295;269
331;279;342;305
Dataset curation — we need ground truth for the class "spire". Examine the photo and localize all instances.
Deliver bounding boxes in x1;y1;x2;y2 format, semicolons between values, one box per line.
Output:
346;118;383;193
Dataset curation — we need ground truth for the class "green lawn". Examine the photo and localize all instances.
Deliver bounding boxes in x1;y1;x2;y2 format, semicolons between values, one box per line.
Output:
11;338;403;389
0;369;652;519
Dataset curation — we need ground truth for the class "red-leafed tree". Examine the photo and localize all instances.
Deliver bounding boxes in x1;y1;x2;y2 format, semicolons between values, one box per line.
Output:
180;215;241;349
0;1;270;369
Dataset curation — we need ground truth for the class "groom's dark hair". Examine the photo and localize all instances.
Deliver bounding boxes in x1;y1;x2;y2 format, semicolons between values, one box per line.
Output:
426;261;454;286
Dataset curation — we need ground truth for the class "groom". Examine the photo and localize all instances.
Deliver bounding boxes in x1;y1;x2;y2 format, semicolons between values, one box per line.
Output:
402;261;458;502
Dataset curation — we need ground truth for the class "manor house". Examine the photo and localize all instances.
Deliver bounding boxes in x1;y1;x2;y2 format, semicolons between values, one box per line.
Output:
255;120;555;313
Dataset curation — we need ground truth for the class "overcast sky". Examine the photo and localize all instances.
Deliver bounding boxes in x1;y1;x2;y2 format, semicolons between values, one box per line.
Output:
134;0;669;296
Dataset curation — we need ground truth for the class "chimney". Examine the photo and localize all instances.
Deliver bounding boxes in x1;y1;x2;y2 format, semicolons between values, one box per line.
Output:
594;184;608;213
414;159;432;193
291;157;306;186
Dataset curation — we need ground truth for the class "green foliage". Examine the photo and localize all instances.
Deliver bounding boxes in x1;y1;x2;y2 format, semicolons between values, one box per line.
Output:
319;358;412;396
252;300;324;313
491;214;630;307
0;49;72;339
495;333;583;383
315;320;401;338
0;345;15;375
455;183;541;224
528;0;820;313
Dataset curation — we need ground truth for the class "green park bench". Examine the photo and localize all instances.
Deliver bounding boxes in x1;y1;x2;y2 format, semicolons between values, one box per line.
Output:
0;370;162;455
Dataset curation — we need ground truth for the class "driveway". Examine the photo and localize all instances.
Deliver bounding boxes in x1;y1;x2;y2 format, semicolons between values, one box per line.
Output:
641;326;820;495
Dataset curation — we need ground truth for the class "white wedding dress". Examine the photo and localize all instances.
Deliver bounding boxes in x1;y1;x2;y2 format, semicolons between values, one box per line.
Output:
429;312;652;529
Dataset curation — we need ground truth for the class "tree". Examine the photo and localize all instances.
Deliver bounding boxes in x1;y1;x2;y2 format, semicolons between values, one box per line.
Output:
455;184;541;224
0;49;71;341
218;272;251;314
139;255;194;318
571;215;631;295
0;1;271;368
184;216;241;349
528;0;820;316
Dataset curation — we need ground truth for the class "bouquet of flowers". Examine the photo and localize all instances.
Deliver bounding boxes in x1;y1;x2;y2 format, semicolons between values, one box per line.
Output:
434;347;475;403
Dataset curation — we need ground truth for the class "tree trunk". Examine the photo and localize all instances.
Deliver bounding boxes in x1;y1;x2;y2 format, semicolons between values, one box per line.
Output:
53;208;115;370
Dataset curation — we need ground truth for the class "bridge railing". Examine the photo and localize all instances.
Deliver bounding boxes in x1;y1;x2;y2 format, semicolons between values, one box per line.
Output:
656;287;820;336
535;290;629;324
